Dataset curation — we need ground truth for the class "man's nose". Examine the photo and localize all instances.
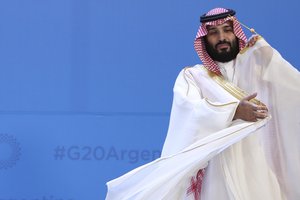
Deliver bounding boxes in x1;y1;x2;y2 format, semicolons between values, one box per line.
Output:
218;31;226;41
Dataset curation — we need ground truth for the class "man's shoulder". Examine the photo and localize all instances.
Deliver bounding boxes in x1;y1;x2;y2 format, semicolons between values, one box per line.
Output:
175;64;211;84
180;64;206;74
179;64;210;77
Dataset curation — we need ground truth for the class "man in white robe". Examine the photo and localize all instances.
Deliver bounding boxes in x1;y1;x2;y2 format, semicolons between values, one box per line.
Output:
106;8;300;200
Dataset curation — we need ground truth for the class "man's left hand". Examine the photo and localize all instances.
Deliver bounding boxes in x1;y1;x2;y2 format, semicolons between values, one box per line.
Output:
247;35;260;47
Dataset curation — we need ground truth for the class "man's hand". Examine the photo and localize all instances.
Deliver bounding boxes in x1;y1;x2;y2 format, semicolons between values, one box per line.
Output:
247;35;260;47
233;93;268;122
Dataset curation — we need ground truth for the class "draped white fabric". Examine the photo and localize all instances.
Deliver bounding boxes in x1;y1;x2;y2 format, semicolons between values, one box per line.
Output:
105;39;300;200
234;39;300;200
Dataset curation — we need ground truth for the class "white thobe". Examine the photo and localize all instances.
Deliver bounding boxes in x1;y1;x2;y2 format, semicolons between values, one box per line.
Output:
106;38;300;200
193;61;282;200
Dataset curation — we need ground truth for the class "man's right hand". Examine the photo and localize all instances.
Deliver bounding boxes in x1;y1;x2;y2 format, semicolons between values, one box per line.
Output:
233;93;268;122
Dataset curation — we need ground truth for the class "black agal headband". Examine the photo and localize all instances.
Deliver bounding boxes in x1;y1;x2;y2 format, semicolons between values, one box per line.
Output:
200;9;236;23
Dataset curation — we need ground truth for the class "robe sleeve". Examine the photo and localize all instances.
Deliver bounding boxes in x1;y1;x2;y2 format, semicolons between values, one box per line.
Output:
237;38;300;199
161;67;239;157
259;40;300;200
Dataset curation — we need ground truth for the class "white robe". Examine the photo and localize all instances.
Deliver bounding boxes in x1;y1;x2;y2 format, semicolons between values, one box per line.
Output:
106;38;300;200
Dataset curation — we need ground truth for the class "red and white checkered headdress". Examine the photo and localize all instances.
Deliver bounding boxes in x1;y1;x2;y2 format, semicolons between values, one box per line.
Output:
194;8;247;75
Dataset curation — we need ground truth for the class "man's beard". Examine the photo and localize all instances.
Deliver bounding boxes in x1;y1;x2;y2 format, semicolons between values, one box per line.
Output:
204;37;239;63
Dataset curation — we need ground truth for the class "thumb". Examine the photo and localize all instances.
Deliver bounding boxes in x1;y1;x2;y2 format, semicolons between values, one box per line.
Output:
243;92;257;101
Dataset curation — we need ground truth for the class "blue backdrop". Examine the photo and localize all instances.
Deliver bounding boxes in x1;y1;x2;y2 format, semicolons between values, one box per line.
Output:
0;1;299;199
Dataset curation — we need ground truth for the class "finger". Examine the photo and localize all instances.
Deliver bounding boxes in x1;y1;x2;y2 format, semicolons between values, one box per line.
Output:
258;110;268;114
252;105;259;111
252;35;259;41
249;37;256;46
248;35;259;47
254;111;268;119
252;35;258;42
243;93;257;101
257;105;268;111
258;102;266;106
257;102;268;111
249;39;255;47
247;40;253;47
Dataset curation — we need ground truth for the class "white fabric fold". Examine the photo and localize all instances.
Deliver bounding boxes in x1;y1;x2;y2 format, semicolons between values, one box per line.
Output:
106;118;269;200
106;38;300;200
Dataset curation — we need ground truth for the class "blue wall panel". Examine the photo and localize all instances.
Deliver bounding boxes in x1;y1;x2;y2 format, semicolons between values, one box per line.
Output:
0;0;299;199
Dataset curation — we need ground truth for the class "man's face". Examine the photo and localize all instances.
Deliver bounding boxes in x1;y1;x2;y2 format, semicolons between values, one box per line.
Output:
204;21;239;62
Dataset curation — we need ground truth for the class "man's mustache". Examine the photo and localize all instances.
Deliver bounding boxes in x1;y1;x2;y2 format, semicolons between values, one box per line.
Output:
215;40;231;49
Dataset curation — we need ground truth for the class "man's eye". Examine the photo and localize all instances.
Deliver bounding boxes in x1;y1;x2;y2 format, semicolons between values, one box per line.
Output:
224;28;233;32
208;30;218;35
